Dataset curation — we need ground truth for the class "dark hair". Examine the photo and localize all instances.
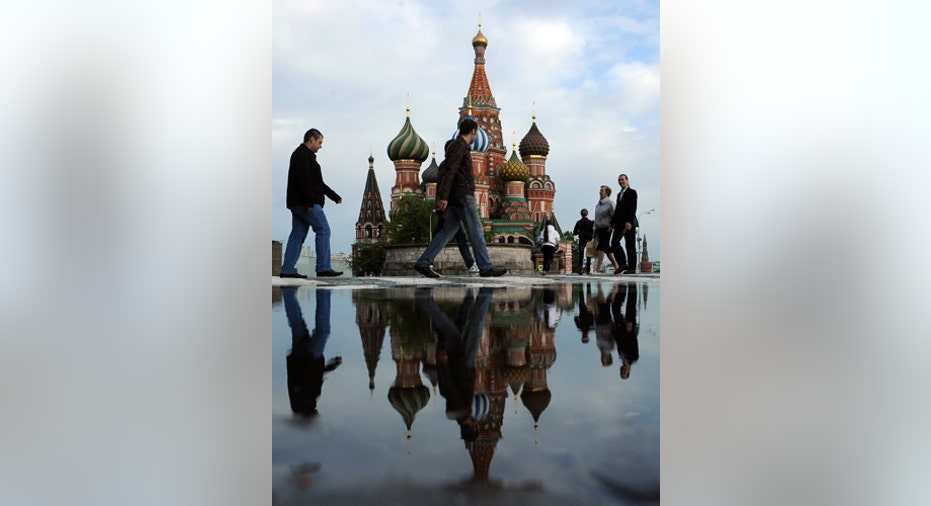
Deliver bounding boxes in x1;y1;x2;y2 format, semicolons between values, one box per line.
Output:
602;186;612;197
458;118;478;136
303;128;322;143
542;215;551;243
581;208;589;216
619;173;629;180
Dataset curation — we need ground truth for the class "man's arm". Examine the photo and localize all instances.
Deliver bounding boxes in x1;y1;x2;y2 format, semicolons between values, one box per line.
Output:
435;140;466;203
625;190;638;231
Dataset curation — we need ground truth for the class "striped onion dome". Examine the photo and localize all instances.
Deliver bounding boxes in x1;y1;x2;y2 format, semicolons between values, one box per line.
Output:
499;144;529;181
451;108;490;153
519;115;550;157
387;107;430;162
471;393;491;421
421;152;439;183
388;385;431;437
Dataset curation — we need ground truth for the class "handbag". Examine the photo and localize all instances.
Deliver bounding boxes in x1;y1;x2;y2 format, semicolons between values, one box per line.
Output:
585;239;598;258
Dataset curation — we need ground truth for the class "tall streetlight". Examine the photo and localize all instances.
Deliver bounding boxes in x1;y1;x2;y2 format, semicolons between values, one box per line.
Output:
636;208;655;271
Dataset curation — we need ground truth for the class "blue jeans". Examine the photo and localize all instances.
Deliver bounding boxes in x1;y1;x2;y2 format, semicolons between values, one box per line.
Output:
282;287;331;358
434;212;475;268
282;204;332;274
416;195;492;271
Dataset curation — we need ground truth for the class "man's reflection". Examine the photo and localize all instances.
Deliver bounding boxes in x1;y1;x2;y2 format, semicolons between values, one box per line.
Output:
612;282;640;380
573;283;595;344
283;287;342;417
593;283;619;367
417;287;493;442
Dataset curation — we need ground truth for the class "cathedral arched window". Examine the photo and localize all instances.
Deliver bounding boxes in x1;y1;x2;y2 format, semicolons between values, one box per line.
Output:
365;225;373;238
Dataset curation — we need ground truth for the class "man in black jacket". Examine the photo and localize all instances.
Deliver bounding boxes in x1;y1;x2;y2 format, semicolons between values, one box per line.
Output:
610;173;638;274
572;208;594;274
281;128;343;278
413;119;506;278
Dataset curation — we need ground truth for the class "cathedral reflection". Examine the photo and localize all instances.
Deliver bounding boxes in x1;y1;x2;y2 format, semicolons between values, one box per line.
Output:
349;285;583;484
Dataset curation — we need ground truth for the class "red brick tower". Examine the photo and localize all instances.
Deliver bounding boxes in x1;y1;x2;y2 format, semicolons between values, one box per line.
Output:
460;25;506;218
520;110;555;223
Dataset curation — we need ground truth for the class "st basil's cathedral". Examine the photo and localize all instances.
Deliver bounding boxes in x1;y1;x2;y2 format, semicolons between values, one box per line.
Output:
355;24;562;252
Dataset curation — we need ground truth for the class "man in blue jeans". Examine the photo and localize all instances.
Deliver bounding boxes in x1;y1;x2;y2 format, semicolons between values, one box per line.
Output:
414;119;506;278
280;128;343;278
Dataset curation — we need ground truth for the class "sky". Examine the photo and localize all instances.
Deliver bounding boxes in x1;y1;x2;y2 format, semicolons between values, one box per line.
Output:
272;0;660;260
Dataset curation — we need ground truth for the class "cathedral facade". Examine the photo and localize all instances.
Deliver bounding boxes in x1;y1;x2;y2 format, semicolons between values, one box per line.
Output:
356;25;562;252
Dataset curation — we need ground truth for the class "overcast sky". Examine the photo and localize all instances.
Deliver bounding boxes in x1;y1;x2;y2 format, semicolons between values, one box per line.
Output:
273;0;660;260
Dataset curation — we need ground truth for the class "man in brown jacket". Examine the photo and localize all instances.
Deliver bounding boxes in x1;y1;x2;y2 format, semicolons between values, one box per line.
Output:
414;119;506;278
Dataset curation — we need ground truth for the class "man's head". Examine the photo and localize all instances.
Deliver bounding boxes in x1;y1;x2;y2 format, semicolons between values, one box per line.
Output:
580;208;589;217
459;118;478;144
303;128;324;152
618;174;629;189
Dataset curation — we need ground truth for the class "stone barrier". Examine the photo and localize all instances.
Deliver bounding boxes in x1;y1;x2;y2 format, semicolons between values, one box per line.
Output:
382;243;535;276
272;240;282;276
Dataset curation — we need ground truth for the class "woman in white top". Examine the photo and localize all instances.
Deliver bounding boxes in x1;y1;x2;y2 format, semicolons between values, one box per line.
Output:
537;214;560;274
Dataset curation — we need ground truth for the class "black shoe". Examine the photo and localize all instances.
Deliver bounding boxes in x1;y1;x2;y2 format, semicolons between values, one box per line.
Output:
479;266;507;277
414;264;442;278
316;270;343;277
280;272;308;279
624;268;637;274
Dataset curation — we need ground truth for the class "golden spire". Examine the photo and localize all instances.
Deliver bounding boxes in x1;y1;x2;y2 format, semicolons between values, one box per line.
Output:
532;100;537;123
406;93;411;117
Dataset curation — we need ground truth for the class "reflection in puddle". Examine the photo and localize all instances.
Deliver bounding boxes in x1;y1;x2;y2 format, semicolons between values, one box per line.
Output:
273;281;658;505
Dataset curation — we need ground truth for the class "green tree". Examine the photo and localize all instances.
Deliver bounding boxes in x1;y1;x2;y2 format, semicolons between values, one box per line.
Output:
387;197;434;245
349;243;386;276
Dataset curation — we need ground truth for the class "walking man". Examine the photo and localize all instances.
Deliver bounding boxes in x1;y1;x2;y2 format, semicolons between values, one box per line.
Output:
414;118;506;278
572;208;594;274
610;173;638;274
281;128;344;278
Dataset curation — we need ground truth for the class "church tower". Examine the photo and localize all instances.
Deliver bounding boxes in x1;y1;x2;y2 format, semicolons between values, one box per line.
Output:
520;111;555;223
355;154;387;244
460;25;506;217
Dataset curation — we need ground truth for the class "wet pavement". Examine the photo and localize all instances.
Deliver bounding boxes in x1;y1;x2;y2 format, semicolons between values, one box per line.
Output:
272;275;660;505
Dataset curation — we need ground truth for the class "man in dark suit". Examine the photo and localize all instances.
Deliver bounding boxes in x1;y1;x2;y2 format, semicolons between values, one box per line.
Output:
572;208;594;274
610;173;638;274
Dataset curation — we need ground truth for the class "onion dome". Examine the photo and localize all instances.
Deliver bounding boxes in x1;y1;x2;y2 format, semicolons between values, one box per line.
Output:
472;393;491;421
499;144;530;181
519;115;550;157
472;24;488;47
520;387;552;428
388;385;431;441
368;154;375;164
421;151;439;183
451;107;490;153
387;106;430;162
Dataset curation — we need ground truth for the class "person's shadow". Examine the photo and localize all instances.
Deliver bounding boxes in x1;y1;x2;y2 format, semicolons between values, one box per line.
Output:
282;287;342;418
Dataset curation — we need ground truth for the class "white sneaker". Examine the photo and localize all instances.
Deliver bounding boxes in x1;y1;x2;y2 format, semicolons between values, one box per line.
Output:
469;264;480;275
